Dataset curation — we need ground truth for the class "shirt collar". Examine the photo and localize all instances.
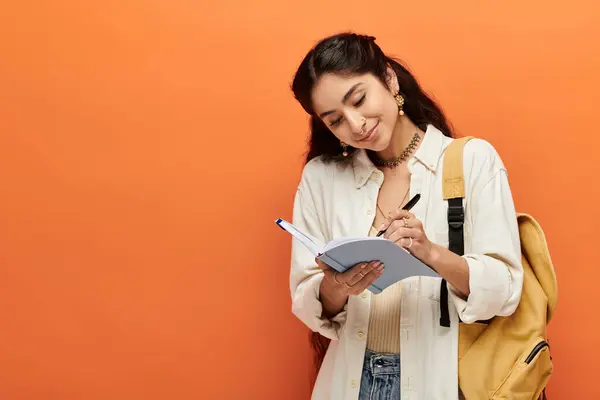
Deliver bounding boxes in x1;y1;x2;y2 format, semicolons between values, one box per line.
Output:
412;124;447;172
352;124;449;189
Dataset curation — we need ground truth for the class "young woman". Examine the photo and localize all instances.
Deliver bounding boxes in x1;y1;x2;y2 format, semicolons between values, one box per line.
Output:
288;33;523;399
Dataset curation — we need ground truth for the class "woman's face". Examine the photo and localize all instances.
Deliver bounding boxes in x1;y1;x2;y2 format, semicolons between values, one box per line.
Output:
311;71;399;153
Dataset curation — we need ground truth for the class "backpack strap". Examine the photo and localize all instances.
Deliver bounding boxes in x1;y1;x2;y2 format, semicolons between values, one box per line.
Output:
439;136;475;327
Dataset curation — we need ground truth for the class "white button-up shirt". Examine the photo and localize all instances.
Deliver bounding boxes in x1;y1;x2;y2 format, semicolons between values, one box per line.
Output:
289;125;523;399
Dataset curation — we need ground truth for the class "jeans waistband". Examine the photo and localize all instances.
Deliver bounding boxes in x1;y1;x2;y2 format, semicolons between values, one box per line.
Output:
363;349;400;375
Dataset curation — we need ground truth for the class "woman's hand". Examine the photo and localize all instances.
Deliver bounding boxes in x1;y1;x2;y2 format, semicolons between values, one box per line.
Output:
379;209;436;265
316;259;384;317
380;209;471;297
318;259;384;296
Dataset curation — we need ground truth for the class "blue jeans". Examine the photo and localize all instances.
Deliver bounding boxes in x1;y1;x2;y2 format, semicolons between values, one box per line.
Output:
359;350;401;400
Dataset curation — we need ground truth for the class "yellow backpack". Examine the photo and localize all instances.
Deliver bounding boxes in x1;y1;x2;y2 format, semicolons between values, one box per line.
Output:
441;137;558;400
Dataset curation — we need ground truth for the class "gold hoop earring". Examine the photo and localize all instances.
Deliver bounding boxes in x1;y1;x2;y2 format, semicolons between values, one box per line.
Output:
341;141;349;157
395;93;405;116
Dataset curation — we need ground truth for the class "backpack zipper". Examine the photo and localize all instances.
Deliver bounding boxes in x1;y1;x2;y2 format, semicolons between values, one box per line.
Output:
525;341;549;364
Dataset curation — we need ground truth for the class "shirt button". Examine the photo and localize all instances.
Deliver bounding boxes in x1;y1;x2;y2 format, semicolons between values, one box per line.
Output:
361;292;367;299
351;380;357;388
366;209;373;215
357;331;365;339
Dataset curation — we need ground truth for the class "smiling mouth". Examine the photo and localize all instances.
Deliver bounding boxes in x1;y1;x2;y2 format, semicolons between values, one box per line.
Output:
357;121;379;142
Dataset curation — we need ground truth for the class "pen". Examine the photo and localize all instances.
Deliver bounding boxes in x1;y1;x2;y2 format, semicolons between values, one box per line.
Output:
375;193;421;237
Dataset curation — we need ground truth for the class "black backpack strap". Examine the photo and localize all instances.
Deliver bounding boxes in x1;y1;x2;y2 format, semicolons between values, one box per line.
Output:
439;136;473;328
439;197;465;327
448;197;466;256
439;279;451;327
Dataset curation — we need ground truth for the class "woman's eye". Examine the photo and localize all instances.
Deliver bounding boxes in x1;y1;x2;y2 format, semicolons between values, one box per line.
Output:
330;117;343;127
354;95;366;107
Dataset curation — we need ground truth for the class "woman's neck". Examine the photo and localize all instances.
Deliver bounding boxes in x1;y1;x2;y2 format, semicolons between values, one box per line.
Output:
375;117;424;161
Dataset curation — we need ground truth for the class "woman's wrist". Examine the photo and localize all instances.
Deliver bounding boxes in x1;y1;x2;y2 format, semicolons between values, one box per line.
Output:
319;278;348;317
423;242;443;267
424;242;470;298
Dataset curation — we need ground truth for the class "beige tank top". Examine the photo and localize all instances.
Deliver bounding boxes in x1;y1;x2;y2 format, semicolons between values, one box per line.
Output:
366;225;403;354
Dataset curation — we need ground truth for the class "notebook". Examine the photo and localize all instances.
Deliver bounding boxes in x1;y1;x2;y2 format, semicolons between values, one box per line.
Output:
275;218;440;294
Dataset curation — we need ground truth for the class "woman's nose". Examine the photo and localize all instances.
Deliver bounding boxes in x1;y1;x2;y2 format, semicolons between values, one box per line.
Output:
347;113;366;135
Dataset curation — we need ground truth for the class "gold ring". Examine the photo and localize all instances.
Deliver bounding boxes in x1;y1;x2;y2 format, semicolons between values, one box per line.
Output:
403;218;409;228
405;237;413;248
333;272;343;285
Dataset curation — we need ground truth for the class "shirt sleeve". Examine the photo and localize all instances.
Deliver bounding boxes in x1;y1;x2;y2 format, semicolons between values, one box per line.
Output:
289;176;347;340
448;167;524;324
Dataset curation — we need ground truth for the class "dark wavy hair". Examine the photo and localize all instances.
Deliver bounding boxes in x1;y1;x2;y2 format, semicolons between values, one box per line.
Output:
290;32;456;382
291;32;454;166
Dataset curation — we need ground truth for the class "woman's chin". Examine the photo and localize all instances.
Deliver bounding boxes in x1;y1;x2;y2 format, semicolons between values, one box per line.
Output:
361;137;390;153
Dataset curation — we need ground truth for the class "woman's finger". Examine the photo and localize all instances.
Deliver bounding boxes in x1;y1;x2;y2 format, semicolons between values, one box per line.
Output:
381;219;403;238
346;261;380;286
315;258;332;271
350;263;385;294
392;237;414;249
388;209;415;221
386;227;419;244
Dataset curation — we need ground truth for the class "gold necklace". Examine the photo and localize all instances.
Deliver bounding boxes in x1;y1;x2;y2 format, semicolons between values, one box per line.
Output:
371;132;420;169
376;186;410;220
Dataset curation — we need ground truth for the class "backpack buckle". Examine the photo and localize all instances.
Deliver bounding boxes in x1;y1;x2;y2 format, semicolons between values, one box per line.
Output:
447;204;464;228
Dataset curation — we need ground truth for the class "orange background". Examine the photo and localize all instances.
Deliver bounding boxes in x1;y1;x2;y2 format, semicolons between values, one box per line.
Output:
1;1;598;399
